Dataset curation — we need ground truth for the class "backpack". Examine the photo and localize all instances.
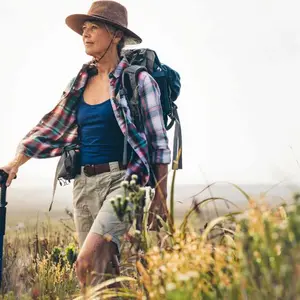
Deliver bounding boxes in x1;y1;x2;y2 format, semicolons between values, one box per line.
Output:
121;48;182;170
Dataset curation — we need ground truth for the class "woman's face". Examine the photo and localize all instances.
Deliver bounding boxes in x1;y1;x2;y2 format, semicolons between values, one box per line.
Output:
82;21;116;57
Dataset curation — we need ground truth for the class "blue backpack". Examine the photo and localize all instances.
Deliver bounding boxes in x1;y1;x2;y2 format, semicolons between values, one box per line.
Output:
121;48;182;170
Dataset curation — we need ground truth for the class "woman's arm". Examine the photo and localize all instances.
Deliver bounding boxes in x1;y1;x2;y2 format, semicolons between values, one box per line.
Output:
137;71;171;227
138;71;171;186
0;154;30;186
1;77;77;186
139;72;170;186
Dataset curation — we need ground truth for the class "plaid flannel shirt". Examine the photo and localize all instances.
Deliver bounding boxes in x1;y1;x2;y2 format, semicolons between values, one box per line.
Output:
17;57;171;186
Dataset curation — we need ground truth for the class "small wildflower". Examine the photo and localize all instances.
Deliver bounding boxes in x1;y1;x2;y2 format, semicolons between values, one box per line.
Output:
31;287;40;299
132;174;138;181
115;195;122;201
186;271;198;278
275;244;282;255
272;232;279;240
15;222;25;230
152;246;160;253
121;180;129;188
173;244;180;251
166;282;176;291
130;179;136;187
159;265;167;272
176;273;190;281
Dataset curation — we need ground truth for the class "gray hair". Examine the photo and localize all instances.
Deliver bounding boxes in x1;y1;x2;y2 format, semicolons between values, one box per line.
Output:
104;24;125;57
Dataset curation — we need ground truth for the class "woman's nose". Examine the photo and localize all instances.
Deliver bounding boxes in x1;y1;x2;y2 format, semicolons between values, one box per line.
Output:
82;29;91;38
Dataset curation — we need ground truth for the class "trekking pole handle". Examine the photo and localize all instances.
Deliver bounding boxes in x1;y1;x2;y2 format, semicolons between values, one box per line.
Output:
0;170;17;187
0;171;8;186
0;170;8;200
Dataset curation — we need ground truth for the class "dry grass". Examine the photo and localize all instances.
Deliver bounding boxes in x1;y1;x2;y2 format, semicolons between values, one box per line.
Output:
1;178;300;299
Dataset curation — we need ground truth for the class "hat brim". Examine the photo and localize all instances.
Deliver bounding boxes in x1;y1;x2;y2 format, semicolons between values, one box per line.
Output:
65;14;142;45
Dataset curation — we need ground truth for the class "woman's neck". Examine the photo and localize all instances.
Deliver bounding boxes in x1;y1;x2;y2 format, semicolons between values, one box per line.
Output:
94;52;120;78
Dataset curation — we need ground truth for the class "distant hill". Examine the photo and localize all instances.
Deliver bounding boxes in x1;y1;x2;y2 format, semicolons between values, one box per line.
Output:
5;182;300;224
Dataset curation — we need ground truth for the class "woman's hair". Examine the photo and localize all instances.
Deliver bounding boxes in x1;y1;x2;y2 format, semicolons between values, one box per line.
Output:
87;21;125;57
105;24;125;57
117;36;125;58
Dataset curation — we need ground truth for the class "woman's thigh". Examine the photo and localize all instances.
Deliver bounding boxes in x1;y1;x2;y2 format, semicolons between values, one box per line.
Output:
72;167;112;247
89;169;132;254
73;164;129;249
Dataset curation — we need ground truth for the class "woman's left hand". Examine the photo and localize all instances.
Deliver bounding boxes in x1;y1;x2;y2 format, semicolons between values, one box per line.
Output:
147;194;168;231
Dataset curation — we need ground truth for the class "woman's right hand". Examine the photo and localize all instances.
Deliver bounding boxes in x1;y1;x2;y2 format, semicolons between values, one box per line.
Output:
0;163;18;187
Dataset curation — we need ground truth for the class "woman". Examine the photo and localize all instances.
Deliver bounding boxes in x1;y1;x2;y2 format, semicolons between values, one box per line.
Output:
0;0;170;287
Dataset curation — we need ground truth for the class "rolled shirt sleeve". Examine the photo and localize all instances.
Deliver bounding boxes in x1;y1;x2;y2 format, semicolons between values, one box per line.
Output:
16;78;78;158
138;71;171;165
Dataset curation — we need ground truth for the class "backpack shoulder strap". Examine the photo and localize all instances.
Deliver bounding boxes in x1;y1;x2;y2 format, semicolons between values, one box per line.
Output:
122;65;147;131
122;65;147;97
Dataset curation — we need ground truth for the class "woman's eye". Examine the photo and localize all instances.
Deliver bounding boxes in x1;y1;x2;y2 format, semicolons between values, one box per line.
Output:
82;24;99;32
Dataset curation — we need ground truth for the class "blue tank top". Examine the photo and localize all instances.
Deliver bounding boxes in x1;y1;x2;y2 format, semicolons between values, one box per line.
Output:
76;95;130;165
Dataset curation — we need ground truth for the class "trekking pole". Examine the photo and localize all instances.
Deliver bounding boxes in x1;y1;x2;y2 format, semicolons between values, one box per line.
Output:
0;170;8;289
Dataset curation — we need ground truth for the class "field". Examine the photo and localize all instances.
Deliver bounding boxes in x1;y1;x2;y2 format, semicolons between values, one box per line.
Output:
1;176;300;299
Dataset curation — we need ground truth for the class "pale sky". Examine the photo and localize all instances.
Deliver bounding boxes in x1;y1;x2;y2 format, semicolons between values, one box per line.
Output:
1;0;300;189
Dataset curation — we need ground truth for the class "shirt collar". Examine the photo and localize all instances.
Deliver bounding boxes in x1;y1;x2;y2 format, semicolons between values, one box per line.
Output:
78;56;130;90
109;56;130;80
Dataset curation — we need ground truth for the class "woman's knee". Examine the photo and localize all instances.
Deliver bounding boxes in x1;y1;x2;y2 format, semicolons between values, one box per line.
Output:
77;235;114;264
82;232;116;255
75;255;93;285
75;254;92;271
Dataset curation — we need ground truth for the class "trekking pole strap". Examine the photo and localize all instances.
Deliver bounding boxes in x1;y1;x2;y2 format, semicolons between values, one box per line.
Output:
172;109;183;170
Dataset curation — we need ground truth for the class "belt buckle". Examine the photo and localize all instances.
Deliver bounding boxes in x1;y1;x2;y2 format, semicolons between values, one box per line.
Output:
83;164;95;177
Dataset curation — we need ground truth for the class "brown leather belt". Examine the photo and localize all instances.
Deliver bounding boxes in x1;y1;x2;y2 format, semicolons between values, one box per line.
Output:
83;162;127;177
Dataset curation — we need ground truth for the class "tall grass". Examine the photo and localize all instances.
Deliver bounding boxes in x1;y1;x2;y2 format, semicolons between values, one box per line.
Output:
110;174;300;300
135;197;300;299
0;216;79;299
1;173;300;299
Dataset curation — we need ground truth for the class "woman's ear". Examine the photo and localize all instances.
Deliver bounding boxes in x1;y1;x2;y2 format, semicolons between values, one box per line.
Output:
113;30;124;44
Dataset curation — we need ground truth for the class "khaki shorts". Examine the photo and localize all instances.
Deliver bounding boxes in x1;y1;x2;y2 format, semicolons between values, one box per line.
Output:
72;162;131;252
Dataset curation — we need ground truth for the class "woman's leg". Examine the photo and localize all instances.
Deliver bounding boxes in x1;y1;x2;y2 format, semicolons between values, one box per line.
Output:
73;169;114;286
73;173;94;247
75;232;118;287
74;163;131;287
